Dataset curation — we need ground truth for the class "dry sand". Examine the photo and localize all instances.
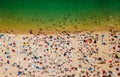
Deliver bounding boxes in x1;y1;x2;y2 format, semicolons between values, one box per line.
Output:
0;31;120;77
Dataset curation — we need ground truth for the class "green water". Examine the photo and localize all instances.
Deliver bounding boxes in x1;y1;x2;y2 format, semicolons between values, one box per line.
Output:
0;0;120;31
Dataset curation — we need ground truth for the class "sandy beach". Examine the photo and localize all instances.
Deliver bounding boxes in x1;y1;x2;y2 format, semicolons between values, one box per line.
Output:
0;30;120;77
0;0;120;77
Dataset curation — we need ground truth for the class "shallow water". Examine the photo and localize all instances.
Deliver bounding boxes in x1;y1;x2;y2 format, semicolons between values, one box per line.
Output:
0;0;120;33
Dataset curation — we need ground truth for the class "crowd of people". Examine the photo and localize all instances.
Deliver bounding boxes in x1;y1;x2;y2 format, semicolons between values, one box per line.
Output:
0;30;120;77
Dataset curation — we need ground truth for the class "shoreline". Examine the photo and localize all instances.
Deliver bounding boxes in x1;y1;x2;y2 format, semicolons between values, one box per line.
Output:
0;28;120;35
0;24;120;34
